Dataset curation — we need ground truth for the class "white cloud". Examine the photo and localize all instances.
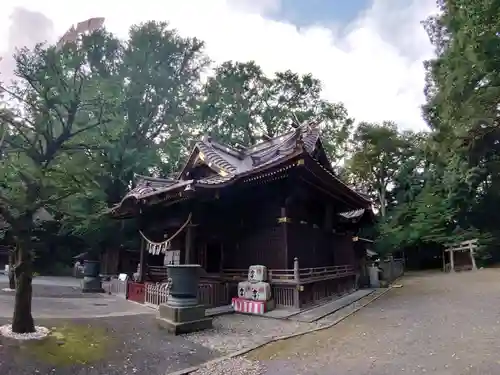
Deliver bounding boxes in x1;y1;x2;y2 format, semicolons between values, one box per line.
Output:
0;0;437;130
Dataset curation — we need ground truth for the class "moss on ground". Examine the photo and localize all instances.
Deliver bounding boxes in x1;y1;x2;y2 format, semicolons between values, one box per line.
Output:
22;322;113;366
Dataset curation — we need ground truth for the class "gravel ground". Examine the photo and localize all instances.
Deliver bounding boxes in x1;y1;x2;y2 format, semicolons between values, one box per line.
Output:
0;314;217;375
191;358;266;375
185;288;387;375
243;269;500;375
182;314;324;354
0;283;102;299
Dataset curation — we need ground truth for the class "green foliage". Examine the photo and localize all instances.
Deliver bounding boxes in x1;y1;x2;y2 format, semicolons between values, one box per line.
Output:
54;22;209;251
374;0;500;258
5;3;500;279
345;121;416;217
200;61;353;164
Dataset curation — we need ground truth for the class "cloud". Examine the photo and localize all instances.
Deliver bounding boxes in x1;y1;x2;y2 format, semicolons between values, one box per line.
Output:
226;0;282;15
0;7;54;83
0;0;436;130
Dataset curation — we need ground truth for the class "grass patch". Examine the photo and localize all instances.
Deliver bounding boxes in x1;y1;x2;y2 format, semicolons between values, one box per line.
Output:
22;322;113;366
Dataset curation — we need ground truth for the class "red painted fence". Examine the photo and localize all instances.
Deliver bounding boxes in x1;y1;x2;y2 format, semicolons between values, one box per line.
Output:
127;282;145;303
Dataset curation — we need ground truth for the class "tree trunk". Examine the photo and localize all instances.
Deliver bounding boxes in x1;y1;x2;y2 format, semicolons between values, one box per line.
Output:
11;237;35;334
378;187;387;218
8;249;15;289
8;269;15;290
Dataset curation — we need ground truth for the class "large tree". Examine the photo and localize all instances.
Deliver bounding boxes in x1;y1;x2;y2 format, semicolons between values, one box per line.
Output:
58;22;209;253
345;122;418;217
0;39;116;332
200;61;353;166
421;0;500;258
374;0;500;258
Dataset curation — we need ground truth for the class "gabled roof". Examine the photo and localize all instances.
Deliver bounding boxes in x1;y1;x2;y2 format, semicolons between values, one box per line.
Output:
177;122;323;180
122;122;323;201
111;122;371;217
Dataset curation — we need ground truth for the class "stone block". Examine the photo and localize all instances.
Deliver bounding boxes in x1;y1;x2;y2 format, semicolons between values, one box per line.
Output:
248;265;267;282
157;316;213;335
157;303;213;335
159;304;206;323
81;277;104;293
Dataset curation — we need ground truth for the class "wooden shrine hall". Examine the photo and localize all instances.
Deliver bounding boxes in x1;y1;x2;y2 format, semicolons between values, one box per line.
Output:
109;122;374;309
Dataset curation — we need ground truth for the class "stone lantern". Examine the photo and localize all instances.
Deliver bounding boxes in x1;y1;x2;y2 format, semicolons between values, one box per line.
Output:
81;259;104;293
157;264;213;335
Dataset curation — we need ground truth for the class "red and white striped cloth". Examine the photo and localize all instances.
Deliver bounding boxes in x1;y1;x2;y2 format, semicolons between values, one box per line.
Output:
231;297;268;314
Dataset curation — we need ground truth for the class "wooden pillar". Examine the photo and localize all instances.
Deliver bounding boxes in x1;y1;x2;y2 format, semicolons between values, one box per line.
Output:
280;207;289;268
139;237;147;283
442;250;446;272
184;224;194;264
293;257;300;309
470;248;478;270
449;249;455;272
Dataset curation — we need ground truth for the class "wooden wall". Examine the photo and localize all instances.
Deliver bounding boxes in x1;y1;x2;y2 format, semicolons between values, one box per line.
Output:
226;224;286;269
284;178;358;269
195;182;288;270
286;224;354;269
140;176;363;273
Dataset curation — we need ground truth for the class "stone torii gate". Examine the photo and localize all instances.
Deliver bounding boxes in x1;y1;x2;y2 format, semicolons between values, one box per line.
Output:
443;239;478;272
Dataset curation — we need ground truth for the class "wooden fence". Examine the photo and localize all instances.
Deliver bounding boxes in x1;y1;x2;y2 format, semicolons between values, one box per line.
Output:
379;258;405;282
127;282;146;303
123;258;357;310
142;281;230;309
222;261;355;284
222;258;356;308
103;277;128;298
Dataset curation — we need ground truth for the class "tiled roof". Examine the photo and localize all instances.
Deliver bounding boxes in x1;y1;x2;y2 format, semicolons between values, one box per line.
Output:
117;122;367;208
339;209;366;219
124;175;180;200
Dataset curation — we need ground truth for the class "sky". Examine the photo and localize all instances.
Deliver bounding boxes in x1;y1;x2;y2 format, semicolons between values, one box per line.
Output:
0;0;437;131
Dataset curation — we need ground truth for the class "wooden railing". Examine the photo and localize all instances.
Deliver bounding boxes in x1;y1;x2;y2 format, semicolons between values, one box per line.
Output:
272;285;296;307
139;258;356;309
141;280;230;309
103;277;127;298
198;281;231;308
223;259;356;309
222;261;354;284
299;265;354;283
127;282;145;303
144;283;169;307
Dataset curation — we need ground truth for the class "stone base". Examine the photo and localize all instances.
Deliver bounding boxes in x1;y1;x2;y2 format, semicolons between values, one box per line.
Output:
157;316;213;335
81;277;104;293
156;303;213;335
232;298;275;314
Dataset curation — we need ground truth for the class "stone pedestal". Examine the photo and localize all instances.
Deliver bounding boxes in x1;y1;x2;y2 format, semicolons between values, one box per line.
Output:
156;264;212;335
157;304;212;335
81;260;104;293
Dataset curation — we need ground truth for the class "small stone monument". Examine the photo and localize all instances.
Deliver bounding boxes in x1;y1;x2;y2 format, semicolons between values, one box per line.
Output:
233;265;274;314
81;259;104;293
157;264;213;335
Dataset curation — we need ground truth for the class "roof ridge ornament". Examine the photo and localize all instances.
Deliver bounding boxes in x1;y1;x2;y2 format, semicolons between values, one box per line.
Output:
201;133;212;143
308;119;320;129
295;126;304;151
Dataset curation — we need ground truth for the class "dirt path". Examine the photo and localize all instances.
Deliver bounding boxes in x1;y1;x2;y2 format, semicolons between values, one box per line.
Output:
246;270;500;375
